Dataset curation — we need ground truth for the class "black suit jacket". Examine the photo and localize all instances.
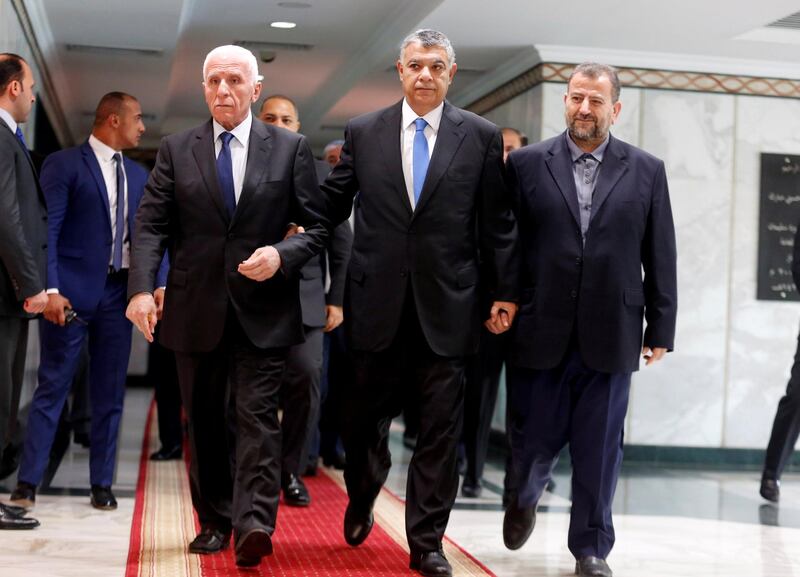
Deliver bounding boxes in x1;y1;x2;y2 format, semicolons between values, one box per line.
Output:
320;100;519;357
0;118;47;318
793;224;800;290
507;131;677;374
297;159;353;328
128;118;328;352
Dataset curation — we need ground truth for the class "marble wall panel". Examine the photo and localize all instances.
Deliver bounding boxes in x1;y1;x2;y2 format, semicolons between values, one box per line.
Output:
482;85;542;145
726;95;800;448
628;90;735;446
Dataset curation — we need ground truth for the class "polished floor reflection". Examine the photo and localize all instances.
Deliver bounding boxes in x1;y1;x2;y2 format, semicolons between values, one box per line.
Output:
2;388;800;576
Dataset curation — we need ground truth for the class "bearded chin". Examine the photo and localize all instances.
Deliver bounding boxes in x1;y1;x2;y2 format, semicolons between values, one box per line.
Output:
569;120;599;141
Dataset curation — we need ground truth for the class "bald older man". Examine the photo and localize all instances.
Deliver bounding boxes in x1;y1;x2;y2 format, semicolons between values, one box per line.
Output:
126;45;328;567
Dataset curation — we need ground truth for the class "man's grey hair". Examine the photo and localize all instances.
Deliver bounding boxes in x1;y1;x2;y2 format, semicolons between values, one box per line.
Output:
202;45;262;85
324;139;345;154
568;62;621;103
399;29;456;67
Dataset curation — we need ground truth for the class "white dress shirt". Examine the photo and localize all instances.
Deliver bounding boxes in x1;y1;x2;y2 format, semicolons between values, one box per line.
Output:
0;107;18;134
400;99;443;210
212;112;252;204
89;134;130;270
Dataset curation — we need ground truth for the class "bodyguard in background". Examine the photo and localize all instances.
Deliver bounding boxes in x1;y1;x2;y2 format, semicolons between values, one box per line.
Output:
257;94;353;506
0;52;47;530
320;29;519;577
503;63;677;577
11;92;165;512
761;223;800;503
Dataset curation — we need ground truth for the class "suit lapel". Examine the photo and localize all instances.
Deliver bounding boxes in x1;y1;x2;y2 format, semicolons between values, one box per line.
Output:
80;141;112;230
590;134;628;220
191;120;229;224
545;133;581;229
377;102;412;217
234;120;271;225
412;102;466;219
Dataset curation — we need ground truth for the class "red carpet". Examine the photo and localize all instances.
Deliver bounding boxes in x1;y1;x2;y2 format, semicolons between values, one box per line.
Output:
127;401;494;576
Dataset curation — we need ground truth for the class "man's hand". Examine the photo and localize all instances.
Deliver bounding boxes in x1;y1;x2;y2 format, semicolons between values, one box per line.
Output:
642;346;667;366
42;293;72;325
484;301;518;334
154;287;166;320
283;223;305;239
126;292;158;343
238;246;281;281
23;290;48;315
325;305;343;332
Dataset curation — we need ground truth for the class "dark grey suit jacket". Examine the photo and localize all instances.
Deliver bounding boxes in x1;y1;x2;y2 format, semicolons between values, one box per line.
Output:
0;117;47;318
321;100;520;357
128;118;328;352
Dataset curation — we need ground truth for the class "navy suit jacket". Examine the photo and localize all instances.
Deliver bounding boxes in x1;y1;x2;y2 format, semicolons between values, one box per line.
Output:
40;140;166;313
507;132;677;374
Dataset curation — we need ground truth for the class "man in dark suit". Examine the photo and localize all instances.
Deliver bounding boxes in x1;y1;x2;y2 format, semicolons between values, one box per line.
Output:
502;63;677;577
0;53;47;530
320;29;519;577
257;94;353;506
10;92;166;512
761;223;800;503
126;45;328;568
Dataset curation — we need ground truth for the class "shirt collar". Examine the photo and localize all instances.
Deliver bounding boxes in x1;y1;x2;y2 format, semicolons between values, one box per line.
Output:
566;131;610;163
88;134;121;162
213;111;252;147
0;107;18;134
401;99;444;133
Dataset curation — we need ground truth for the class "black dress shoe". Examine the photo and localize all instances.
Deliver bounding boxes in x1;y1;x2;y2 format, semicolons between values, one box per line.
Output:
461;478;482;498
73;431;91;448
503;499;536;550
760;477;780;503
343;502;373;546
90;485;118;510
282;474;311;507
575;556;612;577
1;502;28;517
410;550;452;577
235;528;273;567
189;527;231;554
9;481;36;510
303;462;318;477
0;504;39;530
150;445;183;461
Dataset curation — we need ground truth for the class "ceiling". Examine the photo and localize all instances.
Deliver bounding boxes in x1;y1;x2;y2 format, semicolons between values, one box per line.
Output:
24;0;800;153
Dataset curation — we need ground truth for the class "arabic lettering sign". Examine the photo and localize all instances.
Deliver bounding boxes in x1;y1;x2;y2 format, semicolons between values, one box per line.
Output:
758;153;800;301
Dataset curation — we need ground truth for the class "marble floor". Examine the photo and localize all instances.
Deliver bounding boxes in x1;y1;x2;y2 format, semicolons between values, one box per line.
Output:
2;388;800;576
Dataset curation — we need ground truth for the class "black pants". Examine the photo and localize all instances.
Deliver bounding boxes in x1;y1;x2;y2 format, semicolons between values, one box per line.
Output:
342;295;465;554
280;325;323;478
764;329;800;481
150;327;182;451
174;311;288;539
0;317;29;465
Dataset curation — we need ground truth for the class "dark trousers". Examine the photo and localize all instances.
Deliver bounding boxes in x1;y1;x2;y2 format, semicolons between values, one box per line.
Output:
463;329;506;484
507;344;631;560
342;295;465;554
309;326;348;465
764;330;800;481
0;317;29;465
149;328;182;451
280;325;323;478
174;311;287;539
20;272;130;487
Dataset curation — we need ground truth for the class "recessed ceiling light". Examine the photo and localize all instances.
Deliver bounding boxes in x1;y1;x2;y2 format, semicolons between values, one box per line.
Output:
270;21;297;29
277;1;311;7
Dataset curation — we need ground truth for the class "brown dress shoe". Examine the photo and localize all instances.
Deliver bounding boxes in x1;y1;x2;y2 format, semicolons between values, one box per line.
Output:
575;556;612;577
503;499;536;550
235;528;273;567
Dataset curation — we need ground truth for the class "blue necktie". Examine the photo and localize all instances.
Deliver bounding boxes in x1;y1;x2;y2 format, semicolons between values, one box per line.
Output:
112;153;125;272
14;127;31;161
412;118;429;206
217;132;236;218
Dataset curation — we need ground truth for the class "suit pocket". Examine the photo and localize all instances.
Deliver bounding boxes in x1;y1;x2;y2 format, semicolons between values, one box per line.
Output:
457;265;478;288
623;288;645;307
170;268;188;288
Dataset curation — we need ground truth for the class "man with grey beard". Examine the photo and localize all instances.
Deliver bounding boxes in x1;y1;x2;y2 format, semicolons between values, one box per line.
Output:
502;63;677;577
